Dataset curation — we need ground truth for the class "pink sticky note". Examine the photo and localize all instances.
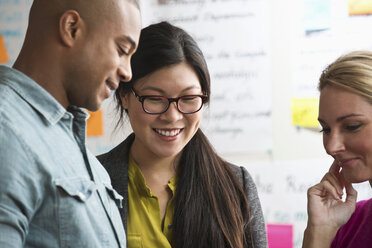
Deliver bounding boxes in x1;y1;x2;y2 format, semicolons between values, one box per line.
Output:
267;224;293;248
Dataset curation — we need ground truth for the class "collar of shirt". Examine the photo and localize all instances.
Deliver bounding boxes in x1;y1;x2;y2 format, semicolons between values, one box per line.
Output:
128;154;177;197
0;66;88;125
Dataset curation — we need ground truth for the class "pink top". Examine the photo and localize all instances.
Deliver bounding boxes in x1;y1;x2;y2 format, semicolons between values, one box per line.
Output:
331;198;372;248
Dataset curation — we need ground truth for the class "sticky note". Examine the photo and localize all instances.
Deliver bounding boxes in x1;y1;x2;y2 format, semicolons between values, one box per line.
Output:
0;35;9;64
303;0;331;32
267;224;293;248
291;98;319;128
348;0;372;15
86;110;104;136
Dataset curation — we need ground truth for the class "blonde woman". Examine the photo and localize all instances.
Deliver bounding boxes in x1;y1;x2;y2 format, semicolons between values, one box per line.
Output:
303;51;372;248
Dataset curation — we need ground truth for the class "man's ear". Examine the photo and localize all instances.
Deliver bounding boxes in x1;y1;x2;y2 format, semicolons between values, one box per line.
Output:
59;10;83;47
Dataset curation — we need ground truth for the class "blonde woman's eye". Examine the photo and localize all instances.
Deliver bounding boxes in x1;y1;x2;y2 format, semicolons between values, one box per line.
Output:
346;124;362;131
319;127;330;134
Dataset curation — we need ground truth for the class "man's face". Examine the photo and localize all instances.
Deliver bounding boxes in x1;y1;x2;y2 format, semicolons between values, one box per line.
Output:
65;1;141;111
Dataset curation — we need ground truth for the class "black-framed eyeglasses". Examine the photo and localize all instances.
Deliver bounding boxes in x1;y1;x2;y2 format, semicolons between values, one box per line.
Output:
131;88;208;114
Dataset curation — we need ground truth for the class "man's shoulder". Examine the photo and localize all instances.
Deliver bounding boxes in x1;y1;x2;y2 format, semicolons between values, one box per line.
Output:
0;82;58;165
0;86;43;138
0;79;33;118
0;83;27;130
0;81;17;106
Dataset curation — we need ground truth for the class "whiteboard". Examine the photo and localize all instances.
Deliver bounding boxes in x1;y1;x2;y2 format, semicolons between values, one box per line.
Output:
140;0;272;154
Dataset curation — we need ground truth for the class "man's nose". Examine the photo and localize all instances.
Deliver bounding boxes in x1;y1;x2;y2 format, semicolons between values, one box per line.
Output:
118;59;132;83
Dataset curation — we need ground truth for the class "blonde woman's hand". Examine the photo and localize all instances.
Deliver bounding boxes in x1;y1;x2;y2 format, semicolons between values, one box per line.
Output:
302;161;357;248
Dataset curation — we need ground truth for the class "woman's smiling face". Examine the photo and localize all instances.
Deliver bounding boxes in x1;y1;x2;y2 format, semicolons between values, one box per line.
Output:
122;62;205;160
319;85;372;183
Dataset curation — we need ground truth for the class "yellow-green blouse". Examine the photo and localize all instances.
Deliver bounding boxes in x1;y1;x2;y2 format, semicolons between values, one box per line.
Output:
127;155;176;248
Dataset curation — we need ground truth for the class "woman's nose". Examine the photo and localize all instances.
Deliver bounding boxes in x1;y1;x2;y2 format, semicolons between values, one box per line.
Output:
159;102;183;122
324;132;345;156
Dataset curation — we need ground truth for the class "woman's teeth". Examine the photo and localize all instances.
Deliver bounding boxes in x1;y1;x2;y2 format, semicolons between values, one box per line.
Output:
155;129;181;137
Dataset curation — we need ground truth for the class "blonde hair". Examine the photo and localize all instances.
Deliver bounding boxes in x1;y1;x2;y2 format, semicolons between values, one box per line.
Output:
319;50;372;104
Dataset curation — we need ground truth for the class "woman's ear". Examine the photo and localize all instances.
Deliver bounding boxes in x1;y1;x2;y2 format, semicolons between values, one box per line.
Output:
59;10;84;47
120;92;130;110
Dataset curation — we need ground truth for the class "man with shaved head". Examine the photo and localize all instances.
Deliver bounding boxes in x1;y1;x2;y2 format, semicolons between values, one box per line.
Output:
0;0;141;247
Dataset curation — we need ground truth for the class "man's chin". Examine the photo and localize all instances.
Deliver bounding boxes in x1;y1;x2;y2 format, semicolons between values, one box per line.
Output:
83;100;102;112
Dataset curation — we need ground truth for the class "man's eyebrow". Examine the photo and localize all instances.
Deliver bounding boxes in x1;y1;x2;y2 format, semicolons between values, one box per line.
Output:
127;36;137;49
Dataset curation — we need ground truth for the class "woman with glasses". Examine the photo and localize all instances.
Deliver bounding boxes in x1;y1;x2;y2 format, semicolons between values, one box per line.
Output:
303;51;372;248
97;21;267;248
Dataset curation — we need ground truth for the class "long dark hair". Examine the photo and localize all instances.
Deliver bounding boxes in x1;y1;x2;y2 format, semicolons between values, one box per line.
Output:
115;21;252;248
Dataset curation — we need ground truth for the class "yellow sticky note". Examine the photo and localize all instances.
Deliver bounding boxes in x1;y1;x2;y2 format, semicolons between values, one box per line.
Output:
348;0;372;15
0;35;9;64
291;98;319;128
86;110;104;136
